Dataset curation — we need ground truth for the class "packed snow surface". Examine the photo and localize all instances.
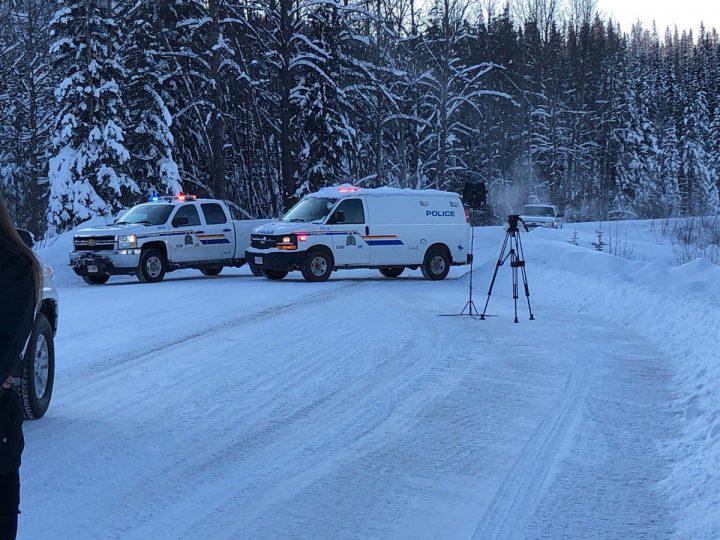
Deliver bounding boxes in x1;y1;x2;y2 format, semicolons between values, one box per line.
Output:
21;219;719;538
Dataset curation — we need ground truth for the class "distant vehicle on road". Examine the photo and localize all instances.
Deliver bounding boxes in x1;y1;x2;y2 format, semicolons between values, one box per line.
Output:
247;185;471;282
70;195;269;284
607;210;639;221
519;204;564;229
17;229;58;420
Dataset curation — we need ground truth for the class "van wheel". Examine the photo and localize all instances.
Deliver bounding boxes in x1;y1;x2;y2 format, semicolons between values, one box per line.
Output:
201;267;223;276
301;250;333;282
82;274;110;285
262;269;288;280
421;247;451;281
138;249;167;283
21;313;55;420
379;266;404;278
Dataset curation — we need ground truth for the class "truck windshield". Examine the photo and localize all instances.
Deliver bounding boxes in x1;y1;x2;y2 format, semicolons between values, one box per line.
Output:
282;197;337;223
117;204;174;226
521;205;555;217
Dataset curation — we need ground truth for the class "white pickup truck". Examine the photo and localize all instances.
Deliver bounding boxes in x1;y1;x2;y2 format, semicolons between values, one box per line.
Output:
70;195;269;284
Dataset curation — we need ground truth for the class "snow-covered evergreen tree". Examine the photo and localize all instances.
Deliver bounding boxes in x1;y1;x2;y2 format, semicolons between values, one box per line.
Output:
681;89;719;215
123;0;182;197
48;0;137;231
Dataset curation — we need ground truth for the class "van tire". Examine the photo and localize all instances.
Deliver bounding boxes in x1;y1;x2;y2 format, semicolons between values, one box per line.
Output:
262;269;288;280
301;249;333;282
138;249;167;283
421;246;451;281
82;274;110;285
379;266;404;278
201;267;223;276
21;313;55;420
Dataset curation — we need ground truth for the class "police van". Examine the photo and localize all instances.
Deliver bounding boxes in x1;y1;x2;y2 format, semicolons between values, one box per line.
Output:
246;185;471;282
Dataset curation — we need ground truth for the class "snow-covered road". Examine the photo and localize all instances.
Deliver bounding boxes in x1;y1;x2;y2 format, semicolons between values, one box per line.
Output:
19;225;689;538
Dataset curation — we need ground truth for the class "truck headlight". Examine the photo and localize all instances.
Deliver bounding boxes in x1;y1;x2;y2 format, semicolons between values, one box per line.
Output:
118;234;138;249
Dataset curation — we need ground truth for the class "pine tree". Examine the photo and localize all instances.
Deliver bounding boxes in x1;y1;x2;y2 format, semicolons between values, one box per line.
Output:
682;89;718;215
123;0;182;197
48;0;137;231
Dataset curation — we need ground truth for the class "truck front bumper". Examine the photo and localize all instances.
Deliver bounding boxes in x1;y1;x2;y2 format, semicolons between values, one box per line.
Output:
69;250;141;276
246;249;306;272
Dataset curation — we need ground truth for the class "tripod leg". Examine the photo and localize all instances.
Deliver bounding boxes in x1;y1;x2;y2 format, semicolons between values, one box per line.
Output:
480;231;511;320
516;232;535;321
511;248;519;323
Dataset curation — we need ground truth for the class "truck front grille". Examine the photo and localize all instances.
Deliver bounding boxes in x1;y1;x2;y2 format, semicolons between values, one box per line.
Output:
74;236;116;251
251;235;279;249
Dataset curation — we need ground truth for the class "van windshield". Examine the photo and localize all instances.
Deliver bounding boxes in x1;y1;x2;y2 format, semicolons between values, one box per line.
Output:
282;197;337;223
117;204;174;226
521;205;555;217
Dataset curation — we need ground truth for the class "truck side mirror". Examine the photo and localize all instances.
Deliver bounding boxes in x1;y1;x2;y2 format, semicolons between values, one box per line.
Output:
333;210;346;224
17;229;35;249
173;216;189;228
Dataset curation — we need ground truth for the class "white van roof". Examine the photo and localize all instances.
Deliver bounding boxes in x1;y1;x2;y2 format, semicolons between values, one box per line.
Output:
308;184;459;200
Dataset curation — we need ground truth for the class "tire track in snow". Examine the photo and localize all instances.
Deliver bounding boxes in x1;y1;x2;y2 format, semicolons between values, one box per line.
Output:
472;345;591;539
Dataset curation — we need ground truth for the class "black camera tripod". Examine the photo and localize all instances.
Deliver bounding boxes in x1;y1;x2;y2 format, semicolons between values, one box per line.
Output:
480;215;535;323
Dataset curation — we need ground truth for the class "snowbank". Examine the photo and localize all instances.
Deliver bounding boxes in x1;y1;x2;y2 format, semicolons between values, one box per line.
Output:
478;221;719;537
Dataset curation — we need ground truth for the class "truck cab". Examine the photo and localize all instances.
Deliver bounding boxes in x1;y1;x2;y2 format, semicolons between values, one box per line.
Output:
247;185;471;282
70;194;268;284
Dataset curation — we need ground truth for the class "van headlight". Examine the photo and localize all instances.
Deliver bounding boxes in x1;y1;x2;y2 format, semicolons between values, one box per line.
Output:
118;234;138;249
277;234;298;250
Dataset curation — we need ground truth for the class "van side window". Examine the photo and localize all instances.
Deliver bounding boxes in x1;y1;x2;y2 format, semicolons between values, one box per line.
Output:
201;203;228;225
172;204;201;227
332;199;365;224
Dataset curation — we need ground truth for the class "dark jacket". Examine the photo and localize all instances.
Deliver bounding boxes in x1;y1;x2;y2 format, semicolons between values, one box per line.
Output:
0;248;36;474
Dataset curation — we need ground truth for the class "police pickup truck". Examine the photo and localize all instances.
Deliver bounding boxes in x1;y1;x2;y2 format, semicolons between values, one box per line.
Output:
247;185;471;282
70;195;268;284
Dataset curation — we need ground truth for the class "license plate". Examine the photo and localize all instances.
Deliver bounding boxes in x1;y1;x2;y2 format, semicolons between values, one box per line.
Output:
87;265;99;273
254;257;263;265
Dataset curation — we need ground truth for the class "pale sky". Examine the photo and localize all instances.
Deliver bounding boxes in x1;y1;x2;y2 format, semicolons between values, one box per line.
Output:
597;0;720;34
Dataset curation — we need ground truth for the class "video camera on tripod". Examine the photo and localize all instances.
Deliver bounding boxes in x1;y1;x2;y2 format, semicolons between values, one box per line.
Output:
480;214;535;324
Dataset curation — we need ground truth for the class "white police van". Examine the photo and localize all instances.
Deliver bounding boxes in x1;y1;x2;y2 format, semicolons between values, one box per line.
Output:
246;185;471;282
70;194;268;284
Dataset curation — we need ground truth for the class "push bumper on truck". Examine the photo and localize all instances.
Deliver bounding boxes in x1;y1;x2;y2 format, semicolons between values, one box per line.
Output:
69;250;141;276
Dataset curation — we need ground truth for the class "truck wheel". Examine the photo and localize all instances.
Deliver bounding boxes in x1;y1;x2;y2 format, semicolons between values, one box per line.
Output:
301;250;333;282
82;274;110;285
250;264;263;277
201;267;223;276
421;247;451;281
21;313;55;420
138;249;167;283
262;269;288;280
379;266;404;278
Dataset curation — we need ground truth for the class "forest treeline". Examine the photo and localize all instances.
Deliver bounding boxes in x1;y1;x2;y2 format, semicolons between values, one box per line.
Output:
1;0;719;235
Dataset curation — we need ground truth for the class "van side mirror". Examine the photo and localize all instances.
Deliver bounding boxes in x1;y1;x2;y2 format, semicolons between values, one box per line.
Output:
333;210;346;224
557;213;564;218
173;216;189;228
17;229;35;249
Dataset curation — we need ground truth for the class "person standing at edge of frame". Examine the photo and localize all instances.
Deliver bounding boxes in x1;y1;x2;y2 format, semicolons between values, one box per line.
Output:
0;193;41;540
